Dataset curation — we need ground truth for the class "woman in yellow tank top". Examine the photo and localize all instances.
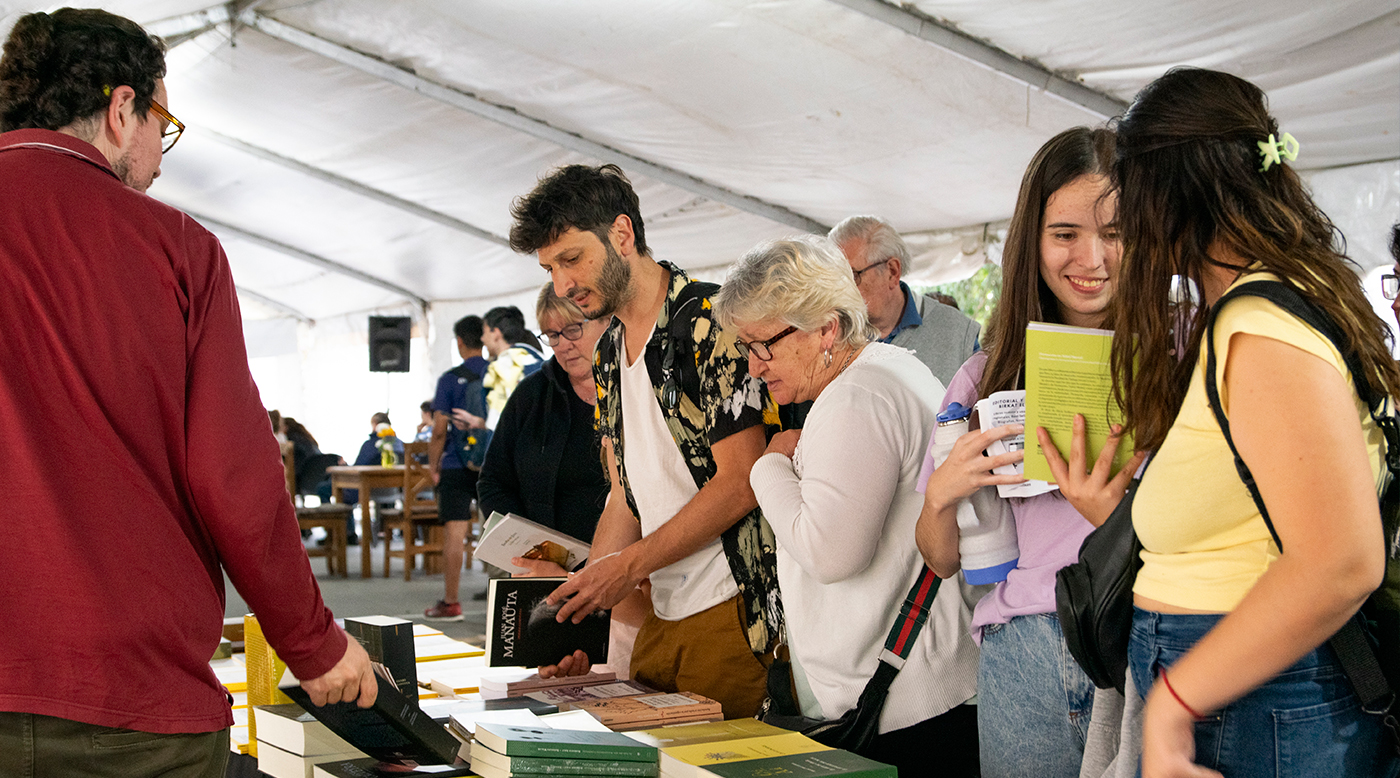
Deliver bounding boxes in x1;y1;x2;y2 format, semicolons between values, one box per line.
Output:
1106;68;1400;777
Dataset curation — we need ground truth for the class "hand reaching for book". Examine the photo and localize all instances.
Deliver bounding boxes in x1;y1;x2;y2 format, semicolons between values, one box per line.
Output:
547;551;638;624
300;632;378;708
1036;416;1145;528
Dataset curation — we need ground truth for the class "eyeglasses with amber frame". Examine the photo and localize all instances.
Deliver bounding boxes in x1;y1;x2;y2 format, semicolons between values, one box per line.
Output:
147;98;184;154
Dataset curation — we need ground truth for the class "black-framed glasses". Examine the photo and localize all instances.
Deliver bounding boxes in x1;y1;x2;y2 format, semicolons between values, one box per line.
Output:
1383;273;1399;301
737;326;799;362
148;98;184;154
542;322;584;347
852;257;891;284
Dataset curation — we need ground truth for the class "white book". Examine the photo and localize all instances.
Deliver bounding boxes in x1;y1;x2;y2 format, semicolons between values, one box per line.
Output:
475;511;590;573
975;390;1057;498
256;741;364;778
415;634;484;662
538;709;614;732
252;704;359;757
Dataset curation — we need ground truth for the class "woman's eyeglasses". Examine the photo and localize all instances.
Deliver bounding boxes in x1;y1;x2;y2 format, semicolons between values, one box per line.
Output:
736;326;798;362
1382;273;1399;301
542;322;584;347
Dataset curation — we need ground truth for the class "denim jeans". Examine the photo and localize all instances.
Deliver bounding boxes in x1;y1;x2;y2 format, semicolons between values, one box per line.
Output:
1129;607;1400;778
978;613;1096;778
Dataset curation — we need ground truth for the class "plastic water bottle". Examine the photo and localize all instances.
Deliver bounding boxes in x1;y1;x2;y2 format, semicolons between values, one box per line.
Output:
930;403;1020;585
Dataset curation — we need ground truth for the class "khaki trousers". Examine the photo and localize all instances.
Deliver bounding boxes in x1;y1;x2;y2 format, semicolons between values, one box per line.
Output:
630;594;769;719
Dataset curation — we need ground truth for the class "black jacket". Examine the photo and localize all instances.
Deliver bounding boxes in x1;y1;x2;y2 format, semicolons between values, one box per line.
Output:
476;357;607;542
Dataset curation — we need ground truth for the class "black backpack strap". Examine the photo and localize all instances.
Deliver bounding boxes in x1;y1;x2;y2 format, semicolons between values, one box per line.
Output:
1203;279;1395;711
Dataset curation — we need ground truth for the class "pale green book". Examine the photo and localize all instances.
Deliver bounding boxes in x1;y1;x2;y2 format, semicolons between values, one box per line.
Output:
1023;322;1132;482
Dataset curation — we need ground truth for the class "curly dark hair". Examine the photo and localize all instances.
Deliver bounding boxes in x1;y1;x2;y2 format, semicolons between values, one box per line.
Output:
509;164;649;257
0;8;166;134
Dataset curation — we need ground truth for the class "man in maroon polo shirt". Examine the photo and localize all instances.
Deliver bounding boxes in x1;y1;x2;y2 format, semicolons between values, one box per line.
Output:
0;9;375;776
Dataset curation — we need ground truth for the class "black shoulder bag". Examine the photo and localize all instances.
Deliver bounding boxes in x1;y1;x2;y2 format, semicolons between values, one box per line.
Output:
1055;460;1149;693
760;566;942;755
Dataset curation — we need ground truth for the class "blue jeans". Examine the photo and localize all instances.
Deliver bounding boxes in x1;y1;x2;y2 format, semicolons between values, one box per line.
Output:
978;613;1096;778
1130;607;1399;778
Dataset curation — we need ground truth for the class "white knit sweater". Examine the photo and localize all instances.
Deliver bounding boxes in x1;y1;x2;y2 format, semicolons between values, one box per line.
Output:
750;343;981;734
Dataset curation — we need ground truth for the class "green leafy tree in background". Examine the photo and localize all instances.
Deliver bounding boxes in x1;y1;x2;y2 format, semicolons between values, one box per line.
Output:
911;262;1002;330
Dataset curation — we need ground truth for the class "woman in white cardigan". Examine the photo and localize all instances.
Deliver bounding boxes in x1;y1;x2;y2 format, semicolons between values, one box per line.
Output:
714;236;981;776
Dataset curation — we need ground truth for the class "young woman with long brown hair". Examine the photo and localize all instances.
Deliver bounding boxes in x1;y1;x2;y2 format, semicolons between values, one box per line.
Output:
1109;67;1400;777
916;126;1141;777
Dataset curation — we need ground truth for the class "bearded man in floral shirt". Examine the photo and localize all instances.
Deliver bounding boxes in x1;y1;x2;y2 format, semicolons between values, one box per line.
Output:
508;164;782;718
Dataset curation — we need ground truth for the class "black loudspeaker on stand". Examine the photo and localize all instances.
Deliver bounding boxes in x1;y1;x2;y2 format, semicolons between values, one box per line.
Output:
369;316;411;372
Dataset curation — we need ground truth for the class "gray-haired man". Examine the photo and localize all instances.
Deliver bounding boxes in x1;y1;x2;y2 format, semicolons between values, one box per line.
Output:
830;215;980;387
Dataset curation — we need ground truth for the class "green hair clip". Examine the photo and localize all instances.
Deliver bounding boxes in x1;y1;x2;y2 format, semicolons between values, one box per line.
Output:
1258;132;1299;172
102;85;111;96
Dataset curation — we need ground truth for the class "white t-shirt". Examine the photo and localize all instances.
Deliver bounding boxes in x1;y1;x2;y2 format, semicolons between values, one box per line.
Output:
620;330;738;621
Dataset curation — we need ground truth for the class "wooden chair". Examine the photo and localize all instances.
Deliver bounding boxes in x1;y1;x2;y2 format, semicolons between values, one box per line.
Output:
282;442;350;577
380;441;442;580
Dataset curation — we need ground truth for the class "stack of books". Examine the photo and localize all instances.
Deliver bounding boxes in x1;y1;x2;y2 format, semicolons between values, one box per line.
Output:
469;722;659;778
531;686;723;731
414;633;485;662
210;655;249;753
253;704;365;778
481;669;618;700
625;720;895;778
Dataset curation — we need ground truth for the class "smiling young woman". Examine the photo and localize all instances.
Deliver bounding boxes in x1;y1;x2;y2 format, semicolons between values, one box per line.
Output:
914;127;1136;778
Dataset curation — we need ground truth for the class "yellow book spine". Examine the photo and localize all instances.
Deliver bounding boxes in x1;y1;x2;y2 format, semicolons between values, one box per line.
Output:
243;614;293;758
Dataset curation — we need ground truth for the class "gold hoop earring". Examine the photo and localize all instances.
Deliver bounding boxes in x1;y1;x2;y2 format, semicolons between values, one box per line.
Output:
823;349;832;368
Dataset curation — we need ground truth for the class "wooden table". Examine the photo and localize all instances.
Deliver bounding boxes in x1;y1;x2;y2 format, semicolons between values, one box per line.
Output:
327;465;404;578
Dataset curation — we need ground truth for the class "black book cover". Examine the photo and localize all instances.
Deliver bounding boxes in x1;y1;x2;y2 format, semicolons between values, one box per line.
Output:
485;578;610;667
312;756;476;777
345;616;418;699
282;667;462;766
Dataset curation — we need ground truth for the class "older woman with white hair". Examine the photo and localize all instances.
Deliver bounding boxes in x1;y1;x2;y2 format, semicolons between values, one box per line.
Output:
714;236;980;776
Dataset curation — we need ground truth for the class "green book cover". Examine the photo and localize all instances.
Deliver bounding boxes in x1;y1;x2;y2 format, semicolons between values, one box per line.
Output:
702;749;896;778
474;723;657;763
471;742;660;776
1023;323;1132;483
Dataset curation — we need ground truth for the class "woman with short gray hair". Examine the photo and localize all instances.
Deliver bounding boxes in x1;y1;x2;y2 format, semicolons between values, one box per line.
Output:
714;236;980;776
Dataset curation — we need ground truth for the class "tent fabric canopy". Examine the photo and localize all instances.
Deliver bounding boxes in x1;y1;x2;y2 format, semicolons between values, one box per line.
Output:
2;0;1395;458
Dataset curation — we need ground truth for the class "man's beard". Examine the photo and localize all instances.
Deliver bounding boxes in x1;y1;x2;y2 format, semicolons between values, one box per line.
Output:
111;151;152;193
585;240;633;319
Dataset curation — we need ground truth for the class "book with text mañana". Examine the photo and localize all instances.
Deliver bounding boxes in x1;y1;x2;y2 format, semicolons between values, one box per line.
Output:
487;577;609;668
1023;322;1133;483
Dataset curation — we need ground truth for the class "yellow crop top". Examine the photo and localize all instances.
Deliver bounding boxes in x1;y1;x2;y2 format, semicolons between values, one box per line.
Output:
1132;274;1384;612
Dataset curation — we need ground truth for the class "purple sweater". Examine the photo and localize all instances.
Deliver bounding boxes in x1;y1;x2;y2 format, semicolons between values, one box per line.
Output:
923;351;1095;642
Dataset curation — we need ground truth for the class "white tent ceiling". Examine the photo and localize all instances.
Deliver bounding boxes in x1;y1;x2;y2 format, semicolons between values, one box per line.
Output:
3;0;1395;329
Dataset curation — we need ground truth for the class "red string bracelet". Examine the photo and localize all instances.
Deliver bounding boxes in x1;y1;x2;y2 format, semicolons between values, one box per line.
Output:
1160;668;1208;721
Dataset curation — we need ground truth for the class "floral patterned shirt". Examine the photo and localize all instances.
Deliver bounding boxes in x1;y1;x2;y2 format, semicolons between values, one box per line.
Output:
594;261;783;654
